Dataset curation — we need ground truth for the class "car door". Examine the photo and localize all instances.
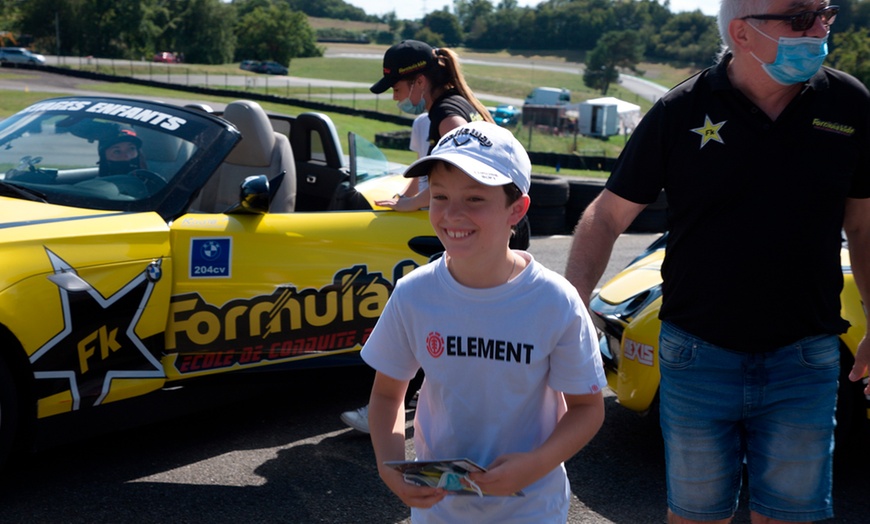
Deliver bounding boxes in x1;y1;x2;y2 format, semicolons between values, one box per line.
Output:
163;208;435;380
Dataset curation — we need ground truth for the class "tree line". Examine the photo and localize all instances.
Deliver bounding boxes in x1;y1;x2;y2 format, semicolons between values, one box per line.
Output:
1;0;867;86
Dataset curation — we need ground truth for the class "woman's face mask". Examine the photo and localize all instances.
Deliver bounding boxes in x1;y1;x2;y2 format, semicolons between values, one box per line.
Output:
397;79;427;115
748;22;828;85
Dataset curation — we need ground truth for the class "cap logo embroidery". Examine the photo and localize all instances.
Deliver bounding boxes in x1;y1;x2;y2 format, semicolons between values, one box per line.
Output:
398;60;428;75
439;127;493;149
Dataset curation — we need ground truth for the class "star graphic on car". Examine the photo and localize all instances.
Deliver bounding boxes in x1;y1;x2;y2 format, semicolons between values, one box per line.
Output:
690;115;726;149
29;249;165;411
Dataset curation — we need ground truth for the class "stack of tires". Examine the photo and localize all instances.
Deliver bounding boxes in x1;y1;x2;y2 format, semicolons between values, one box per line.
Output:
626;188;668;232
565;178;606;234
526;174;570;236
526;174;668;236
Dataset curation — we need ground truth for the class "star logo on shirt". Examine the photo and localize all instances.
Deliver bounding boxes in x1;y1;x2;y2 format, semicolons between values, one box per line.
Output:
29;249;165;411
690;115;726;149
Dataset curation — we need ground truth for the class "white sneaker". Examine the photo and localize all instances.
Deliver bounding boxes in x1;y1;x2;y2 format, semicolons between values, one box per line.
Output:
408;389;420;408
340;405;370;433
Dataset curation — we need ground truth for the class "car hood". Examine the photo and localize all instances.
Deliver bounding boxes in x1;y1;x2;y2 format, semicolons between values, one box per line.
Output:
597;244;853;306
597;249;664;305
0;196;169;292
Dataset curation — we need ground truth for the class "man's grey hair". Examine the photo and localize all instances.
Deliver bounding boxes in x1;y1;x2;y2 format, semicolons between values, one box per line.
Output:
717;0;772;59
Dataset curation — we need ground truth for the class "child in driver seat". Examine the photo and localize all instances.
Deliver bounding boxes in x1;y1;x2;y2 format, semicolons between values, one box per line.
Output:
98;128;147;177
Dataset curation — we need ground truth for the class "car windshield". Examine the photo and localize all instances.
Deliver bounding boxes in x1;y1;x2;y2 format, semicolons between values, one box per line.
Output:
348;132;403;185
0;98;218;212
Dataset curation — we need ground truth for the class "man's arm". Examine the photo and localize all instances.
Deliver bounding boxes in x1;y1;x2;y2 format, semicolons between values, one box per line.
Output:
565;189;648;304
844;197;870;394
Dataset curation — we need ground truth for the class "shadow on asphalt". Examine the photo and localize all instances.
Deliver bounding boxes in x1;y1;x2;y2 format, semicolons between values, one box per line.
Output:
0;366;867;523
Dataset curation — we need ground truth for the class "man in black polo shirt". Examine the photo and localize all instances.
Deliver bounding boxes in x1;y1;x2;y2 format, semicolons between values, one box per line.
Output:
566;0;870;522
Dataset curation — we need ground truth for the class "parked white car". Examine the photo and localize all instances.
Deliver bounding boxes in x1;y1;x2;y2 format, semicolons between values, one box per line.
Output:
0;47;46;65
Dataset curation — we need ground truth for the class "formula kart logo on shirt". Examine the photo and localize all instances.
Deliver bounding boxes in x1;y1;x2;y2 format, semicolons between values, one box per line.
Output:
812;118;855;137
690;114;726;149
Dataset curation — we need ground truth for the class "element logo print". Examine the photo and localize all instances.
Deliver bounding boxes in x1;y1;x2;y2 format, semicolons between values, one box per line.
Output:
426;331;445;358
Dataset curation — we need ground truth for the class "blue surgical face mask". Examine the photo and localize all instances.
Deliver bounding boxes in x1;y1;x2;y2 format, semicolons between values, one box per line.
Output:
748;23;828;85
397;81;427;115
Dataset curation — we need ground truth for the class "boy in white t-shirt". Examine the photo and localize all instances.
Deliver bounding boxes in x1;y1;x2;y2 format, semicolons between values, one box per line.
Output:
363;121;606;523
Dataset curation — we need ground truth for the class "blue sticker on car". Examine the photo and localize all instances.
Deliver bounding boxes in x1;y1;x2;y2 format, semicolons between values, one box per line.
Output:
190;238;231;278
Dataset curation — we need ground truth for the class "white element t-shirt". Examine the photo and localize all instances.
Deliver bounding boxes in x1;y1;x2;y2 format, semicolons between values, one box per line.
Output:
362;252;607;523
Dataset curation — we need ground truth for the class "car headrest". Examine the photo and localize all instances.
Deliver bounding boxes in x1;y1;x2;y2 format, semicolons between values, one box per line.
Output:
223;100;275;167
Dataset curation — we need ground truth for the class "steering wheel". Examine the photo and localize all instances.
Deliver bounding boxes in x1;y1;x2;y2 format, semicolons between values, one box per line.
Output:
129;169;166;187
5;155;44;180
128;169;166;192
91;170;165;199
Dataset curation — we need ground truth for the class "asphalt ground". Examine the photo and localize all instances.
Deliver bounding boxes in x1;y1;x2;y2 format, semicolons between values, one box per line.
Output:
0;234;866;523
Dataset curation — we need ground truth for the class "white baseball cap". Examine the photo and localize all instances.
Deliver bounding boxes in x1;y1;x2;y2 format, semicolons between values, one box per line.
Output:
404;121;531;195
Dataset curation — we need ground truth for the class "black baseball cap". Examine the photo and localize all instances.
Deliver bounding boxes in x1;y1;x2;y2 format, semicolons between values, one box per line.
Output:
370;40;435;94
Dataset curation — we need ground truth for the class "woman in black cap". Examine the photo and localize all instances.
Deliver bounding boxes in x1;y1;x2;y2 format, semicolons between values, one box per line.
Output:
370;39;495;212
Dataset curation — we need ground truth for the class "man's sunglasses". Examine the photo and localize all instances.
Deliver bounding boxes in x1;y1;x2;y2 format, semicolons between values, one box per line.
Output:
741;5;839;32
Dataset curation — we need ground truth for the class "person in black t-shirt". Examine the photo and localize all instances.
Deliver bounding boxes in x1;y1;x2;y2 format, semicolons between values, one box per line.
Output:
566;0;870;522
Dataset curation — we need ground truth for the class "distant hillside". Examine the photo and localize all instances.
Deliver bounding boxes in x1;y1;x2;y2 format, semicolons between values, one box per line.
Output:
308;16;388;32
288;0;379;22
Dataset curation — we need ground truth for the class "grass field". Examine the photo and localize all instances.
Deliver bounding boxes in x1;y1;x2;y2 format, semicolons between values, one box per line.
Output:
1;42;701;177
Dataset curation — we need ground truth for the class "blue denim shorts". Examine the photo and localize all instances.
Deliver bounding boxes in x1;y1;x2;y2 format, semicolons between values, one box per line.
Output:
658;321;839;522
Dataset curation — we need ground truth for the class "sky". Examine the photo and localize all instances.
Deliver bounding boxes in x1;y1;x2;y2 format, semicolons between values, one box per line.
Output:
344;0;720;21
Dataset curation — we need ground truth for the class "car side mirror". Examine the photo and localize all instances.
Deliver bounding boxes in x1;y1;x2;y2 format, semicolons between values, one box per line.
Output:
228;174;270;214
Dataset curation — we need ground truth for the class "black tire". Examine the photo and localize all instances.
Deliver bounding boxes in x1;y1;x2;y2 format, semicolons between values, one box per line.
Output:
615;189;667;233
509;215;531;250
527;206;567;236
628;208;668;232
0;359;19;469
565;178;606;233
529;174;569;208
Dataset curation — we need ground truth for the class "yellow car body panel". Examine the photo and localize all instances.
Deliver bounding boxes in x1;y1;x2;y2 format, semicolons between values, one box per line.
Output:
0;204;172;417
0;95;447;466
161;210;432;381
615;296;663;412
599;252;664;304
594;240;869;422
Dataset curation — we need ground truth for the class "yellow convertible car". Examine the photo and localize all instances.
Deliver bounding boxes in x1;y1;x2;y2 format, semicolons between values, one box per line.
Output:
591;233;870;444
0;96;443;464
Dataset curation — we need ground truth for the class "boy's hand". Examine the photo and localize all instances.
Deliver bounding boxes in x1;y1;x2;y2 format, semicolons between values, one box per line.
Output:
468;452;543;497
379;466;447;508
